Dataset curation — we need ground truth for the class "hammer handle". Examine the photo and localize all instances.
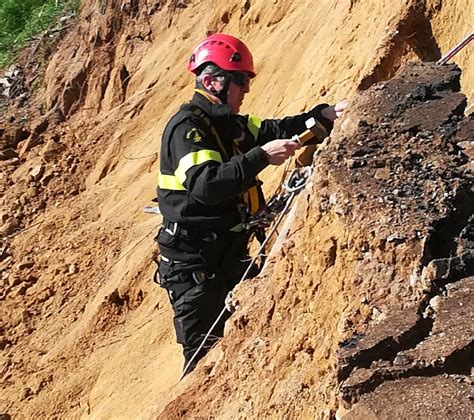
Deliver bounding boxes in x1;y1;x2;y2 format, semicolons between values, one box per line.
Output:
295;120;329;146
298;130;315;144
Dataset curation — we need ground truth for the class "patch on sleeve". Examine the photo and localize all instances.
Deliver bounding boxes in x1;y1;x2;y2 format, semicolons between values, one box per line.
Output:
186;127;204;143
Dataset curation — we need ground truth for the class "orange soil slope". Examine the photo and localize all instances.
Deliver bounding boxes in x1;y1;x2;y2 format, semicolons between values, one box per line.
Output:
0;0;472;418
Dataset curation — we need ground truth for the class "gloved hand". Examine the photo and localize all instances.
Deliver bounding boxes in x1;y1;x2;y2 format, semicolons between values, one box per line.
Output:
321;99;349;121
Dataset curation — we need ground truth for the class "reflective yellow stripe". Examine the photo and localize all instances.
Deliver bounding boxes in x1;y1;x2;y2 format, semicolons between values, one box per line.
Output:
175;150;223;184
158;174;186;191
247;114;262;140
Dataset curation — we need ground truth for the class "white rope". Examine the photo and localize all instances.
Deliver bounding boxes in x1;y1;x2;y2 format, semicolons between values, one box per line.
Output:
179;166;313;380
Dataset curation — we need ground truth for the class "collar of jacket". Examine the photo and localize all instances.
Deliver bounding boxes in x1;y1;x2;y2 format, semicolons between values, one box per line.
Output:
192;90;232;119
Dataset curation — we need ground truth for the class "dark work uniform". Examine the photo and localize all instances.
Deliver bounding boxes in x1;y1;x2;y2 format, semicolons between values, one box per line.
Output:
155;90;332;373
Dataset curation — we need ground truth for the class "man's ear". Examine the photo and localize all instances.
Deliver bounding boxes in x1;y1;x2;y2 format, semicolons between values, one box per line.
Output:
201;74;219;94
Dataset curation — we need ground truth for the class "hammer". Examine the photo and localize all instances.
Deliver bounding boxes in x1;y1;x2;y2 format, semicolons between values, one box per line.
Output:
292;117;329;146
293;117;329;166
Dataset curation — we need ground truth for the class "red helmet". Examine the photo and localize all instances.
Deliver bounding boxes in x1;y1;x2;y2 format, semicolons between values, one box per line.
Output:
188;33;256;78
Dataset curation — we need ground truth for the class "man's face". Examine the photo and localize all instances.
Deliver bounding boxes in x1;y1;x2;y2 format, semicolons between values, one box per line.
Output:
225;72;251;114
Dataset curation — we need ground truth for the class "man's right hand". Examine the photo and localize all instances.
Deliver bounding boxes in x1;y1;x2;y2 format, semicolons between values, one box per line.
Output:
261;139;300;165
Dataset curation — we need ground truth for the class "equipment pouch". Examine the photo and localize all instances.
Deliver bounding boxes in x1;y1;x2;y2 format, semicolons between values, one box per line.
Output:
155;226;203;263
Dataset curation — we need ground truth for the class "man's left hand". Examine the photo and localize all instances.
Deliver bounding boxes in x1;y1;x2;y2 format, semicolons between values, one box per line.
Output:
321;99;349;121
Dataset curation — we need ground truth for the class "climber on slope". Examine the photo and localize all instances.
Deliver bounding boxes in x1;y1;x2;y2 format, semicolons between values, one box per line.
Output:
154;33;348;375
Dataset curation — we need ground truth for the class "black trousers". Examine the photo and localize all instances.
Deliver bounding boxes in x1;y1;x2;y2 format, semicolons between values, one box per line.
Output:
158;259;241;374
155;224;258;375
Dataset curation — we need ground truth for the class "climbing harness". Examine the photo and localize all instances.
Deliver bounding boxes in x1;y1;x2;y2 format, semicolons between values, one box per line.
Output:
179;164;313;380
242;166;313;231
438;31;473;65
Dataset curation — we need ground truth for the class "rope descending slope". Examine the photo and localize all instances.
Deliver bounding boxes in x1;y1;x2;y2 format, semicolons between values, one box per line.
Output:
180;165;314;380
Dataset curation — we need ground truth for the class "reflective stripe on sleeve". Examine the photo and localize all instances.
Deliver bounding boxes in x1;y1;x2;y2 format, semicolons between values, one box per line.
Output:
174;150;223;184
158;174;186;191
247;114;262;140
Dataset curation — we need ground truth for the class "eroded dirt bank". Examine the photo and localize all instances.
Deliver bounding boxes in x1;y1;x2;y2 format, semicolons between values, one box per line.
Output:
0;0;473;418
161;63;473;418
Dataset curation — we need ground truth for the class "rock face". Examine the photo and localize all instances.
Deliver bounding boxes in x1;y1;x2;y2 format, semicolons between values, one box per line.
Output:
341;375;472;420
333;65;473;417
160;62;473;418
1;1;473;418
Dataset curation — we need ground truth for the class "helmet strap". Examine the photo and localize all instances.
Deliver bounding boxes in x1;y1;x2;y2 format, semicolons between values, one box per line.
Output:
216;75;232;104
195;72;232;104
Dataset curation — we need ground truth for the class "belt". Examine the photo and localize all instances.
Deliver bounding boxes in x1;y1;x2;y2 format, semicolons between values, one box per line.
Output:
163;220;218;242
165;269;216;303
161;255;184;264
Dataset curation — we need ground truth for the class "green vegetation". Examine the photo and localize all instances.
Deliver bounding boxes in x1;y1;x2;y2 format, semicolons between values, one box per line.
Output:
0;0;81;68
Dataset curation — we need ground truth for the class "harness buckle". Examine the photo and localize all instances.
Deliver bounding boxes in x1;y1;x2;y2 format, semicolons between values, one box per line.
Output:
192;271;216;285
164;221;178;236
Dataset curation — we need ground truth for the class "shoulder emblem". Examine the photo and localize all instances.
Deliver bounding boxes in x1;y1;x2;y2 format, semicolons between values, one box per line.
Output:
186;127;204;143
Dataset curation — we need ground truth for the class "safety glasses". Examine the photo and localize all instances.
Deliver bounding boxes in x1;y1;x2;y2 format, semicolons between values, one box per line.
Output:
230;71;251;87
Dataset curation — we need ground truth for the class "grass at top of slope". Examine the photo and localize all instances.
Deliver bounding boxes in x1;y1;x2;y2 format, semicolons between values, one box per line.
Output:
0;0;80;68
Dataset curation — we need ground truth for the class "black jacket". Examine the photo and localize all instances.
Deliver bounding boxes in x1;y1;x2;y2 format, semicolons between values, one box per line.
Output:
157;90;332;232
